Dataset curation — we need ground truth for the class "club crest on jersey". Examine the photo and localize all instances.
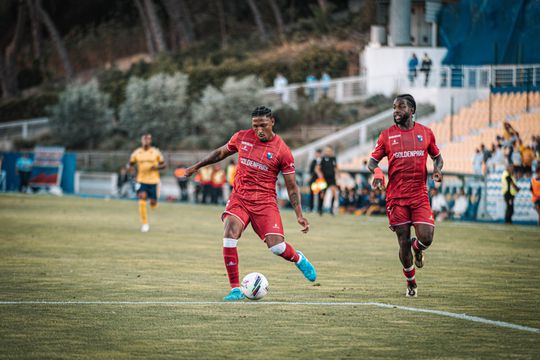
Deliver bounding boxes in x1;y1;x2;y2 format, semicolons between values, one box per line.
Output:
267;152;273;160
417;135;423;142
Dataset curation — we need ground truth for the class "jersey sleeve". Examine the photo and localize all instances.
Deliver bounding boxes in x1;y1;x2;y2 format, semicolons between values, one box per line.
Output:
155;149;165;163
370;131;387;162
129;150;138;164
279;146;296;175
226;132;240;153
427;129;441;158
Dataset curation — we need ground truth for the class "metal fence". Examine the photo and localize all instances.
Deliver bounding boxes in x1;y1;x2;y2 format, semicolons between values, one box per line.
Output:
0;118;49;141
76;150;212;172
264;64;540;107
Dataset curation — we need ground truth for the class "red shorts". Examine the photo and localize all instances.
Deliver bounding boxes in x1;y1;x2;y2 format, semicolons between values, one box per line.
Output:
221;192;284;240
386;195;434;230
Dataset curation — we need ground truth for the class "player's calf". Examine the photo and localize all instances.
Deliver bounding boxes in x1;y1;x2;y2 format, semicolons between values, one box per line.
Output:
269;242;316;282
403;265;417;297
269;242;300;262
223;238;240;288
411;236;429;268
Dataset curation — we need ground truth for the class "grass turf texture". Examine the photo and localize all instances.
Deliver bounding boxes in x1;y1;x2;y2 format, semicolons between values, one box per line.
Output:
0;194;539;359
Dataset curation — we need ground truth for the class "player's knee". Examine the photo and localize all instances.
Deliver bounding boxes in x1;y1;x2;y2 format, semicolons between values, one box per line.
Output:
224;223;242;239
416;228;434;248
138;192;147;200
269;242;286;255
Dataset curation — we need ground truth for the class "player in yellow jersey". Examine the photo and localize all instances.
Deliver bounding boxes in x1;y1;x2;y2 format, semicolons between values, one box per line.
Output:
128;134;166;232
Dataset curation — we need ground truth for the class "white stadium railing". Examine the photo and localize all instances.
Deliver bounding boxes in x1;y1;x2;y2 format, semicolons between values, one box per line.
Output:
264;64;540;106
0;117;49;140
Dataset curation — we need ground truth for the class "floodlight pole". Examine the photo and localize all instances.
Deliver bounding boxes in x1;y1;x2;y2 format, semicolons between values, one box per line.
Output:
450;96;454;142
488;64;493;127
526;67;530;113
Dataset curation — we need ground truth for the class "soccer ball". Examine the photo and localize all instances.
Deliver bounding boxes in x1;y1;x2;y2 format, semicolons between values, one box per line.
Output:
240;272;269;300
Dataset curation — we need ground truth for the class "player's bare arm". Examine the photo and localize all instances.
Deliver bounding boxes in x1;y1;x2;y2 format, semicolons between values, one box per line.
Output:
432;155;444;182
283;173;309;233
151;161;167;171
368;158;385;190
185;145;234;177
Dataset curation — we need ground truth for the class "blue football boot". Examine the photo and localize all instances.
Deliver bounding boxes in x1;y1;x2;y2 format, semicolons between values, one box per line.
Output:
223;287;245;301
295;251;317;282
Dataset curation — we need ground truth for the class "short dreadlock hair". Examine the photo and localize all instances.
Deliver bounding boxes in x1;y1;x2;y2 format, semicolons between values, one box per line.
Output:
251;105;272;118
395;94;416;114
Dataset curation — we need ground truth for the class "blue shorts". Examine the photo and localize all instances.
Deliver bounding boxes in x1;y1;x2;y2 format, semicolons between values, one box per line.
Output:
136;183;158;200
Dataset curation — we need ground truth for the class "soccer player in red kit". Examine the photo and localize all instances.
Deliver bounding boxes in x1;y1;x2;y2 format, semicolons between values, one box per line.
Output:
368;94;443;297
185;106;317;301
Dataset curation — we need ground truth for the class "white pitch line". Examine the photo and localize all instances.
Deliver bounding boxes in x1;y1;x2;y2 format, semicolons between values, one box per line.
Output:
0;300;538;334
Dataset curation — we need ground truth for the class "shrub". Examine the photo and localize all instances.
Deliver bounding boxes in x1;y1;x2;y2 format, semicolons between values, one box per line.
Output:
118;72;191;149
48;79;113;149
192;76;265;148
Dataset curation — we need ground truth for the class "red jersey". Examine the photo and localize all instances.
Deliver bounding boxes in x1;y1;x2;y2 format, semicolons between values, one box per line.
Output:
370;122;441;201
226;130;295;203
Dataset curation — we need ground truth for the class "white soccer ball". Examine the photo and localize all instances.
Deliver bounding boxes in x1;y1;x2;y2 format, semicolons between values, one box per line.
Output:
240;272;269;300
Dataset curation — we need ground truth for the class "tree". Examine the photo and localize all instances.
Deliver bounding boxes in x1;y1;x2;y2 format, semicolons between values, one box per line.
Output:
26;0;43;68
267;0;285;42
0;0;26;98
134;0;156;56
143;0;167;53
246;0;268;43
192;76;265;148
33;0;73;79
134;0;167;55
162;0;195;50
48;79;113;149
215;0;228;48
119;72;190;148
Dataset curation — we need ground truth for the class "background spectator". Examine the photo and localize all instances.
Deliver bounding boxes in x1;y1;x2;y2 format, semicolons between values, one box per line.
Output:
473;148;483;175
273;73;288;103
308;149;322;212
452;189;469;219
408;53;418;85
210;164;226;204
117;166;133;198
16;153;33;193
501;165;520;224
305;73;317;101
175;163;189;202
199;166;213;204
420;53;432;86
321;72;331;97
430;187;449;221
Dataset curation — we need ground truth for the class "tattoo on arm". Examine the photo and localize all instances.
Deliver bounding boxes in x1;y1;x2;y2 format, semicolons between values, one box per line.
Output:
289;191;300;209
283;173;302;216
367;158;379;173
433;155;444;172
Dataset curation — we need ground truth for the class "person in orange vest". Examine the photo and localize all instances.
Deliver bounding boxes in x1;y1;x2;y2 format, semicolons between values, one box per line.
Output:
531;167;540;226
199;165;213;204
211;163;227;204
226;160;236;192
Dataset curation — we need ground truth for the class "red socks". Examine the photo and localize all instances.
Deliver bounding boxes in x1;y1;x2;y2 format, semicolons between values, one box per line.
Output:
270;242;300;263
412;238;427;252
281;243;301;263
223;238;239;288
403;265;416;286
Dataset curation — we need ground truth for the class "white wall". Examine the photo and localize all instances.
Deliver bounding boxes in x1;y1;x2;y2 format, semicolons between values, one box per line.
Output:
362;45;490;122
362;45;447;95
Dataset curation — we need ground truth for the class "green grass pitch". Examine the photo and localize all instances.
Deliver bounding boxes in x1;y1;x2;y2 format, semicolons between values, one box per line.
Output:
1;194;539;359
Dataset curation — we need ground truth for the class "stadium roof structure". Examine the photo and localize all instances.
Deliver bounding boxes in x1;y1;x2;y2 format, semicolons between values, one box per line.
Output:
439;0;540;65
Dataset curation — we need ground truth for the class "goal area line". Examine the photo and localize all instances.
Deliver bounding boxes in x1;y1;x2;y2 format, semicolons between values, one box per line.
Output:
1;300;538;334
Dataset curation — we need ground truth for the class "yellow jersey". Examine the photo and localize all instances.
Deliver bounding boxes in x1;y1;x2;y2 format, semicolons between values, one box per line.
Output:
130;146;164;184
